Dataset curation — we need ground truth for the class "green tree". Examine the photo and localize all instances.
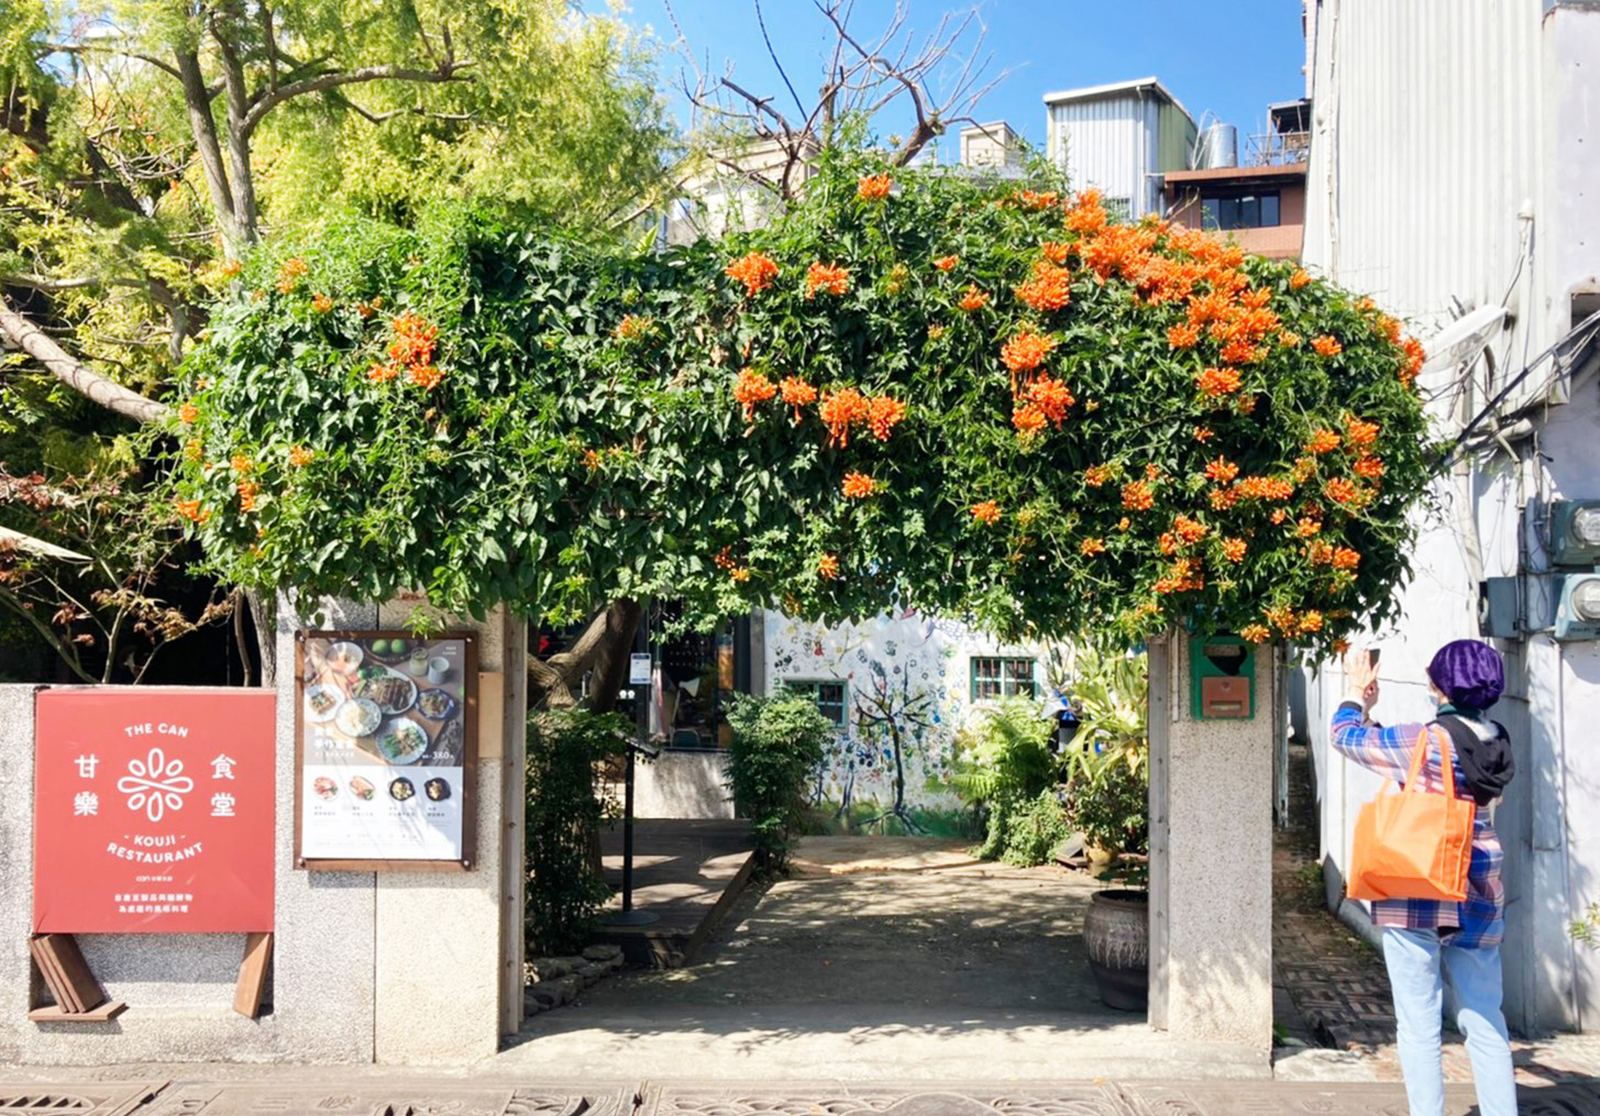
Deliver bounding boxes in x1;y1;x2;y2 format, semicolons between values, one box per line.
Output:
0;0;674;680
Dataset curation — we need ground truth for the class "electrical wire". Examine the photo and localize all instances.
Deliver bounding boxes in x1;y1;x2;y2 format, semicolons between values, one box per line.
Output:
1442;307;1600;468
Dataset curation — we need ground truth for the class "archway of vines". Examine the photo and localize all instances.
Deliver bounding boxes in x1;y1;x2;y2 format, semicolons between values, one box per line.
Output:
171;149;1434;655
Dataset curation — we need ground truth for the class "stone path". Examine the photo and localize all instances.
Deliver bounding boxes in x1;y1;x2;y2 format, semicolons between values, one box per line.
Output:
3;1073;1600;1115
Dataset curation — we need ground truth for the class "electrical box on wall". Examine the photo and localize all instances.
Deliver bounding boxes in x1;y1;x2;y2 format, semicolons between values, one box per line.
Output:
1478;577;1521;638
1189;634;1255;719
1549;500;1600;567
1554;572;1600;641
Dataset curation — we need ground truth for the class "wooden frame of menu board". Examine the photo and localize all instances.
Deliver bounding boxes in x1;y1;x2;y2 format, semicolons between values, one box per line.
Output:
293;631;479;872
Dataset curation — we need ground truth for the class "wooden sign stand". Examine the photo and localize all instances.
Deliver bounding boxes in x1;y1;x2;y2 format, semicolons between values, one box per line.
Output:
27;934;126;1023
27;931;272;1022
233;931;272;1018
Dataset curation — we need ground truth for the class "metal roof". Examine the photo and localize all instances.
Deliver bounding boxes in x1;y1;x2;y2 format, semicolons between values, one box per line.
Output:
1041;76;1192;121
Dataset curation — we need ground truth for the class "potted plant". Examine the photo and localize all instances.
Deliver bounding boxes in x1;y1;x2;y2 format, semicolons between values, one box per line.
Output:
1057;646;1150;1012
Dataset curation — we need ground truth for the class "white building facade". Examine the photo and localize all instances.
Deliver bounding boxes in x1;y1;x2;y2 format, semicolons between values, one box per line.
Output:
1299;0;1600;1034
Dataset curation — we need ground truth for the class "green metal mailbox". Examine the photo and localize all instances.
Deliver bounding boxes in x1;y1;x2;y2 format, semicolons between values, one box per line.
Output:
1189;633;1255;719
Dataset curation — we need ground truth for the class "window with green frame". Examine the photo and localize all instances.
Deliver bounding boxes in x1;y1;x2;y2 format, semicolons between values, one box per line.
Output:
781;679;849;728
970;656;1037;700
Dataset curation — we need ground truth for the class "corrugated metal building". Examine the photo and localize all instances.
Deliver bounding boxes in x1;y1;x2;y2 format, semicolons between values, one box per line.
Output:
1299;0;1600;1035
1043;77;1198;218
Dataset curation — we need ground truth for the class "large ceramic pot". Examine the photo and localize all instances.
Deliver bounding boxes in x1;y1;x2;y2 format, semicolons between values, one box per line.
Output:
1083;888;1149;1012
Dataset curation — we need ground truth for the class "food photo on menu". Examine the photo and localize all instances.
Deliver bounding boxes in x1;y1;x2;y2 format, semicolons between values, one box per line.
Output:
298;634;468;861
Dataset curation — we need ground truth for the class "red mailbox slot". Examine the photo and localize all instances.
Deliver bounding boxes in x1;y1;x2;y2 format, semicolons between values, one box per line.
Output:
1200;675;1250;719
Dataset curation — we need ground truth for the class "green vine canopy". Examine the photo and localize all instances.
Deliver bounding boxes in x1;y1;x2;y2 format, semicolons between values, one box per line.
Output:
172;151;1436;652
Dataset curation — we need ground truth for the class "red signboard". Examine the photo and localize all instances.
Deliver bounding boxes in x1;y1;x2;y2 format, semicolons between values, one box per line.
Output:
33;688;276;934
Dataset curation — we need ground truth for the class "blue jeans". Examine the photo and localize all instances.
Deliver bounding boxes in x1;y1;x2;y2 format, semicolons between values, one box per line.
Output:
1381;927;1517;1116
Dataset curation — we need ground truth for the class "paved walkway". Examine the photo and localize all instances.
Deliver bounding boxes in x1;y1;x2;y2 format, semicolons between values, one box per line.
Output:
2;1070;1598;1115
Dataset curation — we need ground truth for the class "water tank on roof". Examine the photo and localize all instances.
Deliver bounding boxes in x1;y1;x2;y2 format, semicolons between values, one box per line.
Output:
1198;123;1238;169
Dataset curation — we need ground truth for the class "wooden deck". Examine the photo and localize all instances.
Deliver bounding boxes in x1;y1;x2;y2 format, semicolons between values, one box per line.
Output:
592;818;755;968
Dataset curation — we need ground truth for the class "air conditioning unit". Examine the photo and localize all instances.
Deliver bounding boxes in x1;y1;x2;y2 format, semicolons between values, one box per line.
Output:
1554;571;1600;641
1550;500;1600;567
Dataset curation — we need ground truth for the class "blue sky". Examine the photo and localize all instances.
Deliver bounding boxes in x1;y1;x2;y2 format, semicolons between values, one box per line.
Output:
616;0;1308;157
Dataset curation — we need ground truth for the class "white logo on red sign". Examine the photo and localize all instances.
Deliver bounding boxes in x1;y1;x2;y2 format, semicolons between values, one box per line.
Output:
116;748;194;822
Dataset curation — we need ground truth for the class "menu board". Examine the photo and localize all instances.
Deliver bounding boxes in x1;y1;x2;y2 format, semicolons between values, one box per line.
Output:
32;688;275;933
294;631;477;870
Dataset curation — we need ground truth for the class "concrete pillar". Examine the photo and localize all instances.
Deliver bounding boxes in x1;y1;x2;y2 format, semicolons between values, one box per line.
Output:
368;598;526;1066
1148;632;1275;1052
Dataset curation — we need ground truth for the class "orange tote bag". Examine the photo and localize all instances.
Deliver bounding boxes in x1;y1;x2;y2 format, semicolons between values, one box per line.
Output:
1348;725;1476;903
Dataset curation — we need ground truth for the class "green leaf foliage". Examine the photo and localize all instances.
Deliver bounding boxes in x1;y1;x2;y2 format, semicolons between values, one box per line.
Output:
524;708;628;956
951;696;1068;867
172;149;1438;651
725;694;833;874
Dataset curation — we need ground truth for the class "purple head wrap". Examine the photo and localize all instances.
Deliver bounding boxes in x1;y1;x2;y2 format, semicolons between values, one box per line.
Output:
1426;640;1505;711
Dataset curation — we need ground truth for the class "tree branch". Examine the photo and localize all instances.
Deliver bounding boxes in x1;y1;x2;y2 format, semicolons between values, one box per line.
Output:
42;41;182;81
239;60;473;140
0;294;170;425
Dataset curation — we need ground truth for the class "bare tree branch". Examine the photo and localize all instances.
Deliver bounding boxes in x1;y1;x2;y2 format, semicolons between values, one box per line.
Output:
42;41;182;81
0;295;170;425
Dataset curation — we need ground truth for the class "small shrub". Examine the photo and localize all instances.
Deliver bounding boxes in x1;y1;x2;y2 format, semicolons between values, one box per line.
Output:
952;697;1069;866
726;694;832;873
525;709;628;957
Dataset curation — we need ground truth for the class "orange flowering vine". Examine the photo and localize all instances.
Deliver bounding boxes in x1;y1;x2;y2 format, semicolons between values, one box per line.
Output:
1015;261;1072;313
275;257;308;294
804;262;850;299
1354;455;1386;479
1196;365;1242;397
841;471;877;499
1084;464;1112;487
1332;547;1361;571
175;499;209;524
1325;477;1359;504
934;254;959;271
868;396;907;441
1121;480;1155;511
1290;269;1313;290
971;500;1001;525
230;454;253;473
288;446;314;468
817;553;840;579
1306;429;1342;454
1345;415;1380;448
1311;334;1343;358
178;401;199;424
733;367;778;421
614;314;654;341
1241;623;1272;643
1167;322;1200;350
1204;457;1239;484
1000;329;1056;375
311;292;333;314
1041;241;1071;265
857;173;893;201
1012;403;1046;435
1080;537;1107;556
1194;426;1216;443
779;376;817;423
1222;537;1248;563
237;480;260;513
408;364;443;390
958;286;990;312
1173;515;1208;545
726;251;779;295
819;387;871;446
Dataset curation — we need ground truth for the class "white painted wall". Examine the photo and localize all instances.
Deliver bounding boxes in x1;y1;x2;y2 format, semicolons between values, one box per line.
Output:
1047;88;1189;219
1300;0;1600;1034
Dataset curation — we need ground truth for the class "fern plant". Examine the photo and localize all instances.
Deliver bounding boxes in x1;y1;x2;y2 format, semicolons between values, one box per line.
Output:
952;697;1069;866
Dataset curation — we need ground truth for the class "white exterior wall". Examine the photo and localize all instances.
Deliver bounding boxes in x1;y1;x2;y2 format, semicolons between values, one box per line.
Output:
1048;95;1163;218
1301;0;1600;1035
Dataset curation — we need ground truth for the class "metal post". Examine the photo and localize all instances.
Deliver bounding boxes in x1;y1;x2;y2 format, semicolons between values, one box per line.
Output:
621;742;636;913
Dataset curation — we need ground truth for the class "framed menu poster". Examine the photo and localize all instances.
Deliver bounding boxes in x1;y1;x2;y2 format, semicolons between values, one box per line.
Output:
294;631;477;871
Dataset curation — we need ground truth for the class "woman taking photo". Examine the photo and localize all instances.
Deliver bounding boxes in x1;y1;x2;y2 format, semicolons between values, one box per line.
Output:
1332;640;1518;1116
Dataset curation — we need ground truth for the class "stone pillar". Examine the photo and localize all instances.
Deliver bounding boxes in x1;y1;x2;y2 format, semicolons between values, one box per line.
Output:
1148;632;1275;1052
368;599;526;1066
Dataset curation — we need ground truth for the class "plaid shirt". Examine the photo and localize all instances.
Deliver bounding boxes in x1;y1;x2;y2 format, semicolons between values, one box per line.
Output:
1330;701;1504;949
